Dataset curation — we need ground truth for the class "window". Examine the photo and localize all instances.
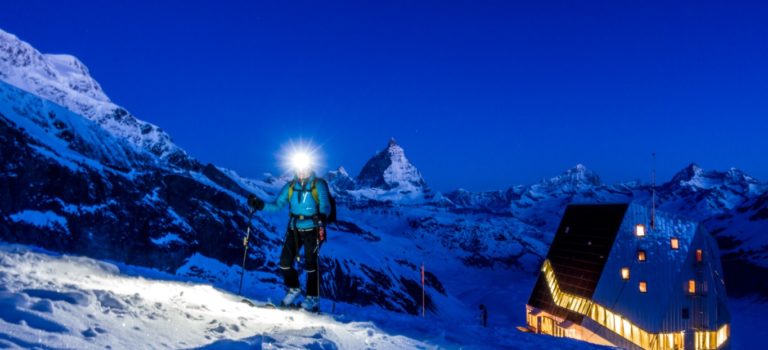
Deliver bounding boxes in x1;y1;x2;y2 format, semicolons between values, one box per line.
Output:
688;280;696;294
670;238;679;250
621;267;630;280
635;224;646;237
623;319;631;338
682;308;689;319
637;250;646;262
597;306;605;325
696;249;703;262
605;309;614;330
639;281;647;293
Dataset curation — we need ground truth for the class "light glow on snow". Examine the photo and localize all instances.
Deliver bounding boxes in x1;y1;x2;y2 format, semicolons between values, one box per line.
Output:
0;244;434;349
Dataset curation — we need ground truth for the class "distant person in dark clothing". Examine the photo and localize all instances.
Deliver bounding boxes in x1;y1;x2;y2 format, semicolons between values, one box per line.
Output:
479;304;488;327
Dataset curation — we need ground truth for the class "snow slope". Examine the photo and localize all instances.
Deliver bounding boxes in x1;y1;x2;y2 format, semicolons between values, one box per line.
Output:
0;243;614;350
0;244;431;350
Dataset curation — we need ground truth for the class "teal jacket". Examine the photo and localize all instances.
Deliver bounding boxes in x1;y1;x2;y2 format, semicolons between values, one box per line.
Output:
263;172;332;230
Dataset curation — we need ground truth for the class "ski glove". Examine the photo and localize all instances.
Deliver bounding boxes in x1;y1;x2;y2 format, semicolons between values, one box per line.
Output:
247;194;264;211
317;225;326;244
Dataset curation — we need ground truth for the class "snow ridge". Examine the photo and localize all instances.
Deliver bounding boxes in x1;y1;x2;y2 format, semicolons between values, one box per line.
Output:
0;28;188;164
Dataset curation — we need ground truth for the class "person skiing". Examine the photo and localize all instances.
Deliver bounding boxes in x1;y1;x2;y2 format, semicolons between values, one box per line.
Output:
247;151;331;312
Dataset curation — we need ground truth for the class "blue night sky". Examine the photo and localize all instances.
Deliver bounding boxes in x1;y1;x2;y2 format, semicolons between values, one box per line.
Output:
2;1;766;191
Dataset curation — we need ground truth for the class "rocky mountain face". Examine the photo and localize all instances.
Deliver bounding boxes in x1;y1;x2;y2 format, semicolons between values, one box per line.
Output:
352;138;429;198
1;28;766;319
0;80;271;270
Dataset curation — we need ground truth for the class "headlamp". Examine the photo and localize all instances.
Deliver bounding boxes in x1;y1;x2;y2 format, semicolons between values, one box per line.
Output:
290;151;313;172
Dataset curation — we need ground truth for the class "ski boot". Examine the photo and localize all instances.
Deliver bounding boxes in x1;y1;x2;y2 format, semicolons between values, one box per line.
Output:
301;295;320;312
280;288;302;308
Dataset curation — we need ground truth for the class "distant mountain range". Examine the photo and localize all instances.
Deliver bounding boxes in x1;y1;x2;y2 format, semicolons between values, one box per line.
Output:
1;27;766;321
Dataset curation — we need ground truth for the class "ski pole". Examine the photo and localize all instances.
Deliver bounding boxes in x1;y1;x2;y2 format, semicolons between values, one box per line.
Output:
421;263;425;317
317;236;321;299
238;208;255;296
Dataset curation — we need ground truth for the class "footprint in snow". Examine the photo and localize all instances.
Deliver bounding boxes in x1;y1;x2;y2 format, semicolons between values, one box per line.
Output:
22;288;89;306
0;292;69;334
30;299;54;313
81;328;98;338
93;290;127;313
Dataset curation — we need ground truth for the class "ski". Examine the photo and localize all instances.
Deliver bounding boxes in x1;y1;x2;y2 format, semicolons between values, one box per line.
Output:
241;298;300;310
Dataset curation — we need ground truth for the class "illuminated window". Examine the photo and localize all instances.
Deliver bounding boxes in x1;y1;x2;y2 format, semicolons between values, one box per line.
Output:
637;250;646;262
623;319;631;339
670;238;679;250
635;224;646;237
539;258;724;350
606;309;614;329
696;249;703;262
621;267;630;280
688;280;696;294
598;306;605;325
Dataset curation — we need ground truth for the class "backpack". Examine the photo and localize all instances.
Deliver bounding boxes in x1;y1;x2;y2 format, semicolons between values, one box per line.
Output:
287;178;337;224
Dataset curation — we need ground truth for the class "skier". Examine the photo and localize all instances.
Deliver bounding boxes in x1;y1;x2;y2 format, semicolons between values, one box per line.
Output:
247;154;331;312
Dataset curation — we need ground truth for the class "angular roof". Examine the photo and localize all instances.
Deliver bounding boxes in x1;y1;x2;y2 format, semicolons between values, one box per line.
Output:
527;204;628;323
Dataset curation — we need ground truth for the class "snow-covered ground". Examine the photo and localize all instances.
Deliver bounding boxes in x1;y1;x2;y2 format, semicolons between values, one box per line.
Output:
0;243;430;349
0;243;611;350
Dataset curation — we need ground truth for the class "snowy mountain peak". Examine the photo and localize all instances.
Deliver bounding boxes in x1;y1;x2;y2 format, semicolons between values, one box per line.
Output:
546;164;601;187
523;164;603;196
356;139;427;192
0;27;190;165
668;163;764;195
724;167;757;184
671;163;704;183
0;29;109;105
327;166;356;191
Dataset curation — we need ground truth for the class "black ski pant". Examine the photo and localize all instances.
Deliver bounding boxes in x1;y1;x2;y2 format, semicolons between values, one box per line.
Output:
279;227;321;297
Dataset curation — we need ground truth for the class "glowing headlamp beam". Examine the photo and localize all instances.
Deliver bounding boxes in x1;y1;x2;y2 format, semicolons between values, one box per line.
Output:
290;151;313;172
